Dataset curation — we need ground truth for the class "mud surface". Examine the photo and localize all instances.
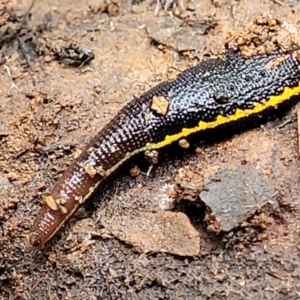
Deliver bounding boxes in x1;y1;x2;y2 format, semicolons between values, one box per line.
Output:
1;0;300;299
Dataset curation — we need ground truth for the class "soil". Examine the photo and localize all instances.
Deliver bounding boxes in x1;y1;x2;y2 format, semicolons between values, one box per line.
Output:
1;0;300;299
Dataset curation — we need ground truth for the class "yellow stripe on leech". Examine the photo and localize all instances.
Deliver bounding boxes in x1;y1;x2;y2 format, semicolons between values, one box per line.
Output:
78;81;300;183
147;81;300;150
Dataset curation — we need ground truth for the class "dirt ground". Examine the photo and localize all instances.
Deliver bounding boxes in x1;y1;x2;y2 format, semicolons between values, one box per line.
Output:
1;0;300;299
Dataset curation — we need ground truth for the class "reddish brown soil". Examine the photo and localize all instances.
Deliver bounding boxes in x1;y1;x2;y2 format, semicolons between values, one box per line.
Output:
1;0;300;299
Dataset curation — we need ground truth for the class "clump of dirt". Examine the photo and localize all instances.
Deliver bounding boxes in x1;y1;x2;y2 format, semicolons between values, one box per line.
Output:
226;12;300;58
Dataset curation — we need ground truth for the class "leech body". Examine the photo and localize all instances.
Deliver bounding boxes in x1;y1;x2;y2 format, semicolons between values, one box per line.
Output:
29;48;300;248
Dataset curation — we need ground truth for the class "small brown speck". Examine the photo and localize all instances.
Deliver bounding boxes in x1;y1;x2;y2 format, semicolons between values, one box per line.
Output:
96;166;107;177
167;188;179;199
150;95;169;116
87;147;95;153
85;164;97;178
110;145;118;153
129;165;140;177
144;150;159;165
73;149;82;159
44;195;59;211
57;198;67;205
206;218;222;234
178;139;190;149
59;205;68;214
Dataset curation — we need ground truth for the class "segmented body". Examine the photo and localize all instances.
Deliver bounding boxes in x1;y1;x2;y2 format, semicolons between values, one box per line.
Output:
29;48;300;247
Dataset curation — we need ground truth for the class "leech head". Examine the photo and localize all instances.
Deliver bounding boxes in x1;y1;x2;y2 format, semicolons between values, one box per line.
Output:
27;231;44;248
28;160;105;247
28;207;66;248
